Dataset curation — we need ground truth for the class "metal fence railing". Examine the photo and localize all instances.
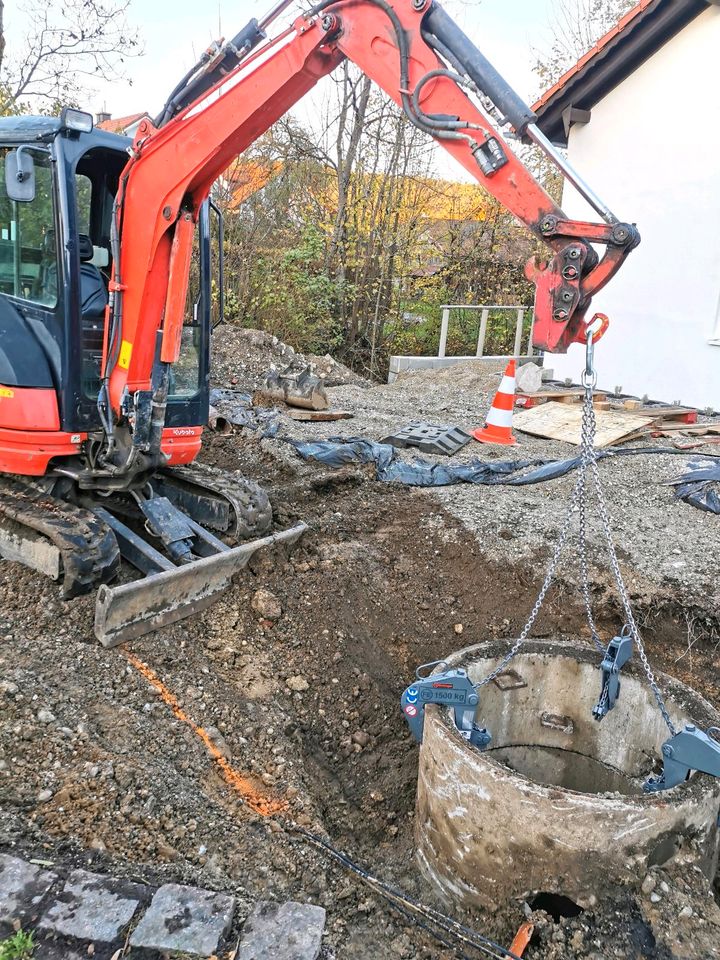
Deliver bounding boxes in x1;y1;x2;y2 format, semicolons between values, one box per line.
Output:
438;304;535;359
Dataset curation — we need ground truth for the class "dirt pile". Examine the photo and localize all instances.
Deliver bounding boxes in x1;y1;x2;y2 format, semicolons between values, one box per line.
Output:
211;326;370;391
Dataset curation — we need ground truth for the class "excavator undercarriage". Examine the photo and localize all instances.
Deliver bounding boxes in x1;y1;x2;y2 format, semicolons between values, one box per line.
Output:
0;465;304;646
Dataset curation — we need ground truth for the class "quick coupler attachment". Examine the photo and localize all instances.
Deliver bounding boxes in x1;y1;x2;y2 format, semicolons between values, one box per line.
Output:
401;662;491;749
593;633;633;721
644;725;720;793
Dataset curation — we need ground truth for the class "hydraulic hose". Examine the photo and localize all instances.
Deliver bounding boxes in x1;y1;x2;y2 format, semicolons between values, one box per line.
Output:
423;1;537;137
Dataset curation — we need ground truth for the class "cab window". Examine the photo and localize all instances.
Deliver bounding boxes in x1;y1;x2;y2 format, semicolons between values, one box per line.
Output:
169;221;202;399
0;148;57;307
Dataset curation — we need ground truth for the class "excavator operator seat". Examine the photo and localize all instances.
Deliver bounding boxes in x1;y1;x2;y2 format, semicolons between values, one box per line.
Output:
78;233;107;318
78;233;108;398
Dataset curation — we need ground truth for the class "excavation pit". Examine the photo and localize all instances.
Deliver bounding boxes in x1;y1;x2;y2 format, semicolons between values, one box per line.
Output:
416;639;720;910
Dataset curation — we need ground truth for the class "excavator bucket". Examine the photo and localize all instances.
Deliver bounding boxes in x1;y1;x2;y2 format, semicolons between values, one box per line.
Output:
94;522;307;648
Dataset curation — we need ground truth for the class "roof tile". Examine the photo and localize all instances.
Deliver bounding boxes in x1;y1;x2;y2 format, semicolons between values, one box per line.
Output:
532;0;651;111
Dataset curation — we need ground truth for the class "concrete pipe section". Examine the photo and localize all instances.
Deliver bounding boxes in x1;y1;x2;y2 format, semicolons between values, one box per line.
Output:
416;638;720;910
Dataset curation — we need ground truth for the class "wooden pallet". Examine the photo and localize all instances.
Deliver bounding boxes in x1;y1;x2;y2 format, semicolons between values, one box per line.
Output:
513;402;656;447
516;389;607;409
517;392;699;424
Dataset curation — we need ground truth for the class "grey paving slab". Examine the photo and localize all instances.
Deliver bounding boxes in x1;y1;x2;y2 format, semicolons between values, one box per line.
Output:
129;882;235;957
0;854;58;927
238;901;326;960
37;868;143;943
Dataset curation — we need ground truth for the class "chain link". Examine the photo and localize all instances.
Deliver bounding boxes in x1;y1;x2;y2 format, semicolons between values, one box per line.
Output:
577;396;604;656
583;415;677;735
477;334;678;736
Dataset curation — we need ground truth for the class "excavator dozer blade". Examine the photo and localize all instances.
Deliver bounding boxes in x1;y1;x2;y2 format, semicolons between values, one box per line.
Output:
94;522;307;648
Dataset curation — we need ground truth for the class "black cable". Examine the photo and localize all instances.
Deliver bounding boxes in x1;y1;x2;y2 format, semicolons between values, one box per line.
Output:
96;161;133;455
285;822;523;960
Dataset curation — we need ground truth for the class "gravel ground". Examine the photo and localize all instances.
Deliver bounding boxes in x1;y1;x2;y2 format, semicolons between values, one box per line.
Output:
269;359;720;619
0;331;718;960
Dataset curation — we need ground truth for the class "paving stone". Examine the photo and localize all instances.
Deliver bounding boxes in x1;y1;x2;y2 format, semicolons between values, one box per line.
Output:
129;883;235;957
0;854;58;927
238;901;326;960
37;868;143;943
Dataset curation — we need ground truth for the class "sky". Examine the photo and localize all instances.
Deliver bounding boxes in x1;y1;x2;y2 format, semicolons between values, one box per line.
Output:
5;0;559;121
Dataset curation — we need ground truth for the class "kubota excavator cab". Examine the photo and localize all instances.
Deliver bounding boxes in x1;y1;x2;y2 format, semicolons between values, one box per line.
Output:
0;109;211;474
0;109;304;646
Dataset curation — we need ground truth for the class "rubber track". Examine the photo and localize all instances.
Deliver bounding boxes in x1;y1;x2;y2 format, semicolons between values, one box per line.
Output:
0;477;120;598
160;462;273;540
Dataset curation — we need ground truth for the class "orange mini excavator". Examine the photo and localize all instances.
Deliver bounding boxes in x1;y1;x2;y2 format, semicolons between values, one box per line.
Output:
0;0;638;645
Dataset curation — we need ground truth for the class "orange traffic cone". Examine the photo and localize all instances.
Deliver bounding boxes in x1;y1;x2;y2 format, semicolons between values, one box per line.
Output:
472;359;518;446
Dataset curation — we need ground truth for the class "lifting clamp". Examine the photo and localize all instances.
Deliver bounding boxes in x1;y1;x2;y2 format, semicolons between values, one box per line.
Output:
401;661;491;749
644;725;720;793
592;633;633;721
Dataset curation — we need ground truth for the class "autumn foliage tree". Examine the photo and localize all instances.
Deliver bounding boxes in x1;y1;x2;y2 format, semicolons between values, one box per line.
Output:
214;63;538;377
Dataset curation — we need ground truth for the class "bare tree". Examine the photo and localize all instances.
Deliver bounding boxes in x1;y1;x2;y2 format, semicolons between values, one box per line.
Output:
534;0;635;89
0;2;5;77
1;0;140;114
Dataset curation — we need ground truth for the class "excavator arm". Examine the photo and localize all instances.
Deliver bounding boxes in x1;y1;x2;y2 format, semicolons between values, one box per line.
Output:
103;0;639;450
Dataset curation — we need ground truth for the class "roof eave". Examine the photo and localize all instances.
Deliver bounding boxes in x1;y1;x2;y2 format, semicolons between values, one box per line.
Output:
535;0;712;145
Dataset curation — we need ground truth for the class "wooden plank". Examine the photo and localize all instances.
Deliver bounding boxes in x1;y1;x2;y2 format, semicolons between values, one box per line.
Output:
513;402;656;447
649;423;720;435
605;422;720;444
614;404;698;423
516;388;589;399
286;409;354;422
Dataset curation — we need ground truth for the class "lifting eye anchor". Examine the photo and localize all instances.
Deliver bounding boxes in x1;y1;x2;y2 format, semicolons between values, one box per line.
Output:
401;665;491;750
644;726;720;793
592;633;633;721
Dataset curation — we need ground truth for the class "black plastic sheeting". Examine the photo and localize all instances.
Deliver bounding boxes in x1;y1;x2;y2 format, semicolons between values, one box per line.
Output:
667;461;720;514
208;388;280;437
289;437;720;490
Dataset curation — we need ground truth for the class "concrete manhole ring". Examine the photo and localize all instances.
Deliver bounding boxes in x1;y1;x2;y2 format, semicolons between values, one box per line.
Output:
416;638;720;910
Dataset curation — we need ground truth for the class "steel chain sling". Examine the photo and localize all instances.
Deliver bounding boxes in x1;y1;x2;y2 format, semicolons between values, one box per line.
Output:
476;320;677;737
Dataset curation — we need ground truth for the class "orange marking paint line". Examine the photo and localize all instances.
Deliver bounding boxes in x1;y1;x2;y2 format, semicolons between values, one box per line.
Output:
123;651;287;818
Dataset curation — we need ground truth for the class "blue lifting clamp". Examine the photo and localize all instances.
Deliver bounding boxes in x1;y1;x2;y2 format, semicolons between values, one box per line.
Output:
400;660;491;749
593;633;633;721
644;725;720;793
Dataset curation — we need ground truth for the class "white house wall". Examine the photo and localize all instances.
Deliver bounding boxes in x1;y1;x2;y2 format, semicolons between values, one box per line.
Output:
549;5;720;410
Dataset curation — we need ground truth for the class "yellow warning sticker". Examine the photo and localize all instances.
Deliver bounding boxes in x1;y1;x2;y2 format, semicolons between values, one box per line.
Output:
118;340;133;370
0;387;15;398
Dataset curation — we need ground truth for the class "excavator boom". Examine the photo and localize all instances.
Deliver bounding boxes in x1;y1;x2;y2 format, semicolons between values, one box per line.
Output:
105;0;638;438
